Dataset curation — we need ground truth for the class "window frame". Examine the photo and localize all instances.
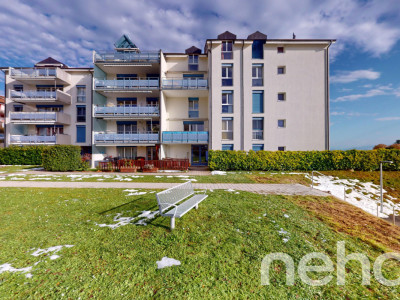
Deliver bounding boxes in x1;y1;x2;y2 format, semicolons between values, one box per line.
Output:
222;117;233;140
278;119;286;128
252;144;264;151
277;66;286;75
277;93;286;102
76;85;86;103
188;97;199;118
76;125;86;143
221;41;233;59
252;91;264;114
252;117;264;140
222;91;233;113
277;47;285;54
188;55;199;71
252;64;263;86
76;105;86;123
222;64;233;86
278;146;286;151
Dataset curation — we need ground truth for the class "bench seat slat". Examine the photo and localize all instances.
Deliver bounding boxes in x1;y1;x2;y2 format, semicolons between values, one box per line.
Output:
163;194;208;218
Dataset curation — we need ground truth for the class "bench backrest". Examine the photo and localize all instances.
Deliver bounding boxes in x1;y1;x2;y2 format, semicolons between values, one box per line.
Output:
156;181;194;214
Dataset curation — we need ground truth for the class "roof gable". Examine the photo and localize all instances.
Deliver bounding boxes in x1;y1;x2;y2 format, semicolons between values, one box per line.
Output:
35;57;66;67
217;31;237;40
185;46;201;54
247;31;267;40
114;34;138;49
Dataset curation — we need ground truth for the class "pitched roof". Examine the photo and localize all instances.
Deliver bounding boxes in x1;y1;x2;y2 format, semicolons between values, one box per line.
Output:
35;57;65;66
217;31;237;40
185;46;201;54
114;34;138;49
247;31;267;40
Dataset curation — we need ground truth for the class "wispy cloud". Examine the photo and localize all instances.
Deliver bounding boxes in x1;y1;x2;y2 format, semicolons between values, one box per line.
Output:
331;69;380;83
331;111;378;117
331;85;398;102
375;117;400;121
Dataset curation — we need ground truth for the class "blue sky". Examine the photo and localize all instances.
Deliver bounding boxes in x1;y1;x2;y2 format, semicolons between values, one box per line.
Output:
0;0;399;149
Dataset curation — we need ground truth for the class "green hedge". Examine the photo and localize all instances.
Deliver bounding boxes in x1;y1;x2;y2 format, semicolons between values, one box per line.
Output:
42;145;86;171
0;146;48;165
208;149;400;171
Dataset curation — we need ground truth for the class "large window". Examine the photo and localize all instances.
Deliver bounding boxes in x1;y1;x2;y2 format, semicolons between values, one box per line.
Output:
36;125;63;136
146;97;159;106
252;91;264;113
117;74;137;80
252;64;263;86
221;41;233;59
252;40;264;59
77;85;86;103
76;125;86;143
36;85;64;92
222;64;233;86
184;121;204;132
222;144;234;151
222;117;233;140
117;121;137;134
117;147;137;159
76;105;86;122
117;97;137;107
188;55;199;71
13;85;23;92
252;117;264;140
37;105;63;112
188;97;199;118
252;144;264;151
222;91;233;113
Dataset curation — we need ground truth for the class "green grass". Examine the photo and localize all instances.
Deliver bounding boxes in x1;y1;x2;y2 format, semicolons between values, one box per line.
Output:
0;165;40;174
0;188;399;298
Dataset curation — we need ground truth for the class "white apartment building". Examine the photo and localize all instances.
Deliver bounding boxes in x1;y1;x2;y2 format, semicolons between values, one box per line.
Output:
1;58;92;152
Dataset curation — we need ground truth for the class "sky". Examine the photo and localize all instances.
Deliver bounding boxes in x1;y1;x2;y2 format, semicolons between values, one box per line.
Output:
0;0;399;150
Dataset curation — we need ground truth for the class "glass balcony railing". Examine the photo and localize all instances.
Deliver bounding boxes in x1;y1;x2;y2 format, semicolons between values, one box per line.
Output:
162;131;209;143
10;112;57;122
10;68;56;78
94;51;160;63
10;135;56;144
94;132;160;144
94;105;159;117
94;78;159;90
162;78;208;89
10;90;56;99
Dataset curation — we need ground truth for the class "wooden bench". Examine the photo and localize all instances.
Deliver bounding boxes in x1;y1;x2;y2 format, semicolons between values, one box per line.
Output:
156;181;208;230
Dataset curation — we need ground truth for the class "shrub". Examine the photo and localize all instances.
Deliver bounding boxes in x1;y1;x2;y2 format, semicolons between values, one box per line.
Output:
373;144;387;150
387;144;400;150
208;149;400;171
0;146;47;165
42;145;84;171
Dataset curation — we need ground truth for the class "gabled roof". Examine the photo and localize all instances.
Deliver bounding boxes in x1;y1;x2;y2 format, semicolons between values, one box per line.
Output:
114;34;138;49
35;57;66;67
185;46;201;54
247;31;267;40
217;31;237;40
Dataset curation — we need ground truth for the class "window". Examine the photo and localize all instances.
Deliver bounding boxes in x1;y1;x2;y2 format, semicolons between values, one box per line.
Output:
222;91;233;113
147;146;157;160
278;146;286;151
277;66;286;74
76;105;86;122
252;117;264;140
117;74;137;80
37;105;63;112
221;41;233;59
188;97;199;118
146;97;159;106
188;55;199;71
77;86;86;103
76;125;86;143
252;64;263;86
117;147;137;159
222;64;233;86
252;144;264;151
13;85;23;92
278;93;286;101
146;121;159;132
278;119;286;128
277;47;284;53
222;144;234;151
252;91;264;113
117;121;137;134
117;98;137;107
14;105;23;112
222;117;233;140
252;40;264;59
184;121;204;132
36;85;63;92
36;125;63;136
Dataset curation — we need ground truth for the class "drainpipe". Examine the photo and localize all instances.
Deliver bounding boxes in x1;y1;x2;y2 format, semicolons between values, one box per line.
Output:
240;41;244;150
208;43;212;150
325;41;332;150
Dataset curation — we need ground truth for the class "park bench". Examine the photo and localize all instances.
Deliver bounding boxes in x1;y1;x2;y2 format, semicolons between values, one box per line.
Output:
156;181;208;230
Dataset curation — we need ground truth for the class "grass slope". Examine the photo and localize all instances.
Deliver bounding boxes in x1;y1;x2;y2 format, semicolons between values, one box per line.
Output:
0;188;399;299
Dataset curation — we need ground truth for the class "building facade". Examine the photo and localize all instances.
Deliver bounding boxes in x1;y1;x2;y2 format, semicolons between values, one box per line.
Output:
2;58;92;151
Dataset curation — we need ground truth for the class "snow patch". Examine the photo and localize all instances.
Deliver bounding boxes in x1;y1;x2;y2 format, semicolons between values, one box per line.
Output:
0;263;32;275
211;171;227;175
156;257;181;269
31;245;74;257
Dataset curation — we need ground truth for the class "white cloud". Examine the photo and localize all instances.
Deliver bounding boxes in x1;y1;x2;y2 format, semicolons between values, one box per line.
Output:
331;69;380;83
331;111;378;117
331;85;398;102
375;117;400;121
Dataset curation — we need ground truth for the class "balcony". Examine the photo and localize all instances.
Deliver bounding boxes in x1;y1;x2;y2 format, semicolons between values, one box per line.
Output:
10;90;72;105
9;112;71;125
162;131;208;144
10;68;70;85
162;78;208;90
94;78;159;92
94;105;159;119
94;132;159;145
10;134;70;145
94;51;160;64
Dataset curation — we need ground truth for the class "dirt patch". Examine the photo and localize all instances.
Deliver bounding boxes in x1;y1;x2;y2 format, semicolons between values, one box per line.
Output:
249;174;310;185
292;195;400;252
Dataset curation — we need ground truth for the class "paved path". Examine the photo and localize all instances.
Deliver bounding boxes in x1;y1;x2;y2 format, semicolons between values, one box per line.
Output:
0;181;328;196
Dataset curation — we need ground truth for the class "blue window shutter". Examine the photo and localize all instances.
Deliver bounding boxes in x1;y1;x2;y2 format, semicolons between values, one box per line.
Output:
252;91;264;113
77;126;86;143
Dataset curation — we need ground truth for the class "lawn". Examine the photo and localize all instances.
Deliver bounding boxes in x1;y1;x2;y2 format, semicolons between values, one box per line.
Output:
1;188;399;298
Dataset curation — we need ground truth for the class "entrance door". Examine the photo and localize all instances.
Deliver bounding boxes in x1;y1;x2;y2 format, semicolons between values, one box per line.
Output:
191;145;208;166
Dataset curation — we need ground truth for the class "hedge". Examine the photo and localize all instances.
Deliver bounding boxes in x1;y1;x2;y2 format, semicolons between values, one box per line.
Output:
0;146;48;165
42;145;86;171
208;149;400;171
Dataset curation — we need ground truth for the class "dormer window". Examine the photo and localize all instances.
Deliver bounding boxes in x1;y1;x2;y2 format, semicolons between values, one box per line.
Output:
221;41;233;59
188;55;199;71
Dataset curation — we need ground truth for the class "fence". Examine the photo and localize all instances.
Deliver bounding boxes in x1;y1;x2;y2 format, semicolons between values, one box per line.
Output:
98;159;189;172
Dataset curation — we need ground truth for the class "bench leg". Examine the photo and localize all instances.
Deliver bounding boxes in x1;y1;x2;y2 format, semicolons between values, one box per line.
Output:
170;217;175;230
195;203;199;209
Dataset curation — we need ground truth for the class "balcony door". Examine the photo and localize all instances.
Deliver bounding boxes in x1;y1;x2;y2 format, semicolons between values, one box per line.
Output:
191;145;208;166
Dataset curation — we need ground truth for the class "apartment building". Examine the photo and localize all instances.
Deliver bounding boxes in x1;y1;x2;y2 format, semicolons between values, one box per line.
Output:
1;58;92;151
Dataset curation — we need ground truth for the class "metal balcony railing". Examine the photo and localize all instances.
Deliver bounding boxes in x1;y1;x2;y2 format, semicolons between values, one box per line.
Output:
10;90;56;99
10;112;57;122
94;78;159;90
162;131;209;143
94;132;160;144
252;131;264;140
94;105;159;117
162;78;208;89
10;68;56;78
10;135;56;144
94;51;160;63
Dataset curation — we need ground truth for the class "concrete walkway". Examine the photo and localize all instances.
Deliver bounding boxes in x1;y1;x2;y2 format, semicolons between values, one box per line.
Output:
0;181;329;196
